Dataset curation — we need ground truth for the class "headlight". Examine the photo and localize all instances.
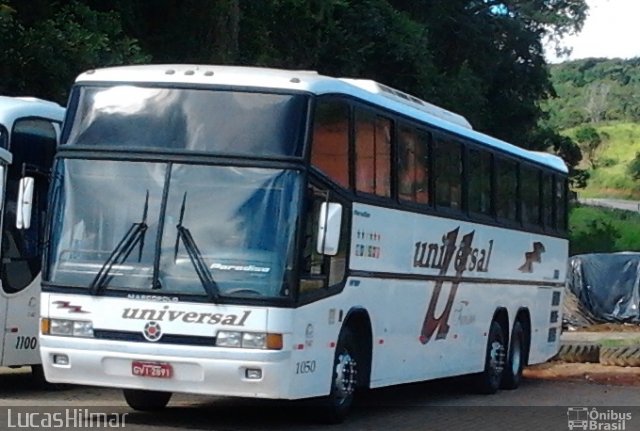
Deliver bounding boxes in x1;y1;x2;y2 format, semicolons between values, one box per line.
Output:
216;330;242;347
42;318;94;338
216;331;282;350
242;332;267;349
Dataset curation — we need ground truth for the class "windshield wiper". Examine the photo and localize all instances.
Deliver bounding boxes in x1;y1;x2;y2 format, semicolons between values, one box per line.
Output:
175;192;219;301
89;191;149;295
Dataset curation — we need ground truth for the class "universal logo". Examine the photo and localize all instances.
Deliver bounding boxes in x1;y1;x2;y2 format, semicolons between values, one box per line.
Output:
416;227;494;344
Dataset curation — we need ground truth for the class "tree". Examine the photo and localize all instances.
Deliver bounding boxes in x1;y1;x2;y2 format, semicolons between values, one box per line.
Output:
0;1;149;103
585;81;610;123
628;152;640;182
574;126;602;168
529;126;588;188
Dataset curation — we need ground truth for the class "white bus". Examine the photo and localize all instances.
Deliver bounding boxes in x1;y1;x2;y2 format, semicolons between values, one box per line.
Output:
38;65;568;422
0;97;64;379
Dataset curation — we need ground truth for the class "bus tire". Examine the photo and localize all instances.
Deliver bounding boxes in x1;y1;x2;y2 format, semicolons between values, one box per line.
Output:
319;327;359;424
501;320;525;390
474;320;506;394
123;389;172;411
31;365;67;390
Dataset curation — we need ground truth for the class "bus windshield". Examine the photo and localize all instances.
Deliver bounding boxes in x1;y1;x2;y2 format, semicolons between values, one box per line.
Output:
46;159;301;299
64;85;307;157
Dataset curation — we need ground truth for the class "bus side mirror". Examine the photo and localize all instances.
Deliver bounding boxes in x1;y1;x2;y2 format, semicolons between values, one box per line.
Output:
316;202;342;256
16;177;34;230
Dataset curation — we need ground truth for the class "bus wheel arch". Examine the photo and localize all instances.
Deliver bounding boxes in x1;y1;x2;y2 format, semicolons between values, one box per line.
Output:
318;308;372;423
342;308;373;389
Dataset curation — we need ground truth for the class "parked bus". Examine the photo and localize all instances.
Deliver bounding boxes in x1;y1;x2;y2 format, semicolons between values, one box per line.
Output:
0;96;64;379
37;65;568;421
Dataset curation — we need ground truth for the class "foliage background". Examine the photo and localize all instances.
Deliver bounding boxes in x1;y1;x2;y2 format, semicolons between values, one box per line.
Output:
1;0;587;168
7;0;640;254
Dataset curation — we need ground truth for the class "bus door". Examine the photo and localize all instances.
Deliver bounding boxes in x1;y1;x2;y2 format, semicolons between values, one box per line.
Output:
0;117;58;366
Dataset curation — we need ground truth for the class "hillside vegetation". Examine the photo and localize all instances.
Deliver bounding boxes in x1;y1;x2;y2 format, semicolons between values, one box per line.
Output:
546;58;640;198
546;58;640;252
546;58;640;130
564;123;640;198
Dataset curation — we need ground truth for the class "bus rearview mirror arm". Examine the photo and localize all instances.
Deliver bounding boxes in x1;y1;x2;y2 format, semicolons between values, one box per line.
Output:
316;202;342;256
16;176;34;230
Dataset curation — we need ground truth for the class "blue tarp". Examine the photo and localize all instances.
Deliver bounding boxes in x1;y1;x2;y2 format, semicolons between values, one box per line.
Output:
567;253;640;324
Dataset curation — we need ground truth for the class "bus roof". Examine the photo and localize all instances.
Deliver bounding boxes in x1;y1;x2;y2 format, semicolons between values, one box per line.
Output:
0;96;65;128
76;64;568;173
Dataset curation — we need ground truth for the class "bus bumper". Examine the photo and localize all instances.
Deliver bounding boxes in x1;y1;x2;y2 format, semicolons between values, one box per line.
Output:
39;335;294;399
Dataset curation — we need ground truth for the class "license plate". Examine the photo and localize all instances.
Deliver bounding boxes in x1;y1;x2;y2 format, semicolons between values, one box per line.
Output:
132;361;173;378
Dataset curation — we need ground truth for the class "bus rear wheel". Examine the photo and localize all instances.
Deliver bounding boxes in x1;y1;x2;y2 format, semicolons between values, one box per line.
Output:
319;327;359;424
123;389;172;411
474;320;506;394
501;320;525;390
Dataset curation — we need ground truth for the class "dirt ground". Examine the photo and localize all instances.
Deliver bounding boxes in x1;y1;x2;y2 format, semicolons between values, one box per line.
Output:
525;361;640;386
538;322;640;385
577;323;640;333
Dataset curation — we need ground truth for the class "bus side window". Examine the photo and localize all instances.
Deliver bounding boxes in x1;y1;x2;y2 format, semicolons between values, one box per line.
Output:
311;99;350;189
542;173;555;228
434;136;462;209
0;125;7;149
355;110;391;197
2;118;57;293
467;148;492;215
300;187;348;296
556;177;568;232
521;166;541;226
495;157;518;221
398;126;430;204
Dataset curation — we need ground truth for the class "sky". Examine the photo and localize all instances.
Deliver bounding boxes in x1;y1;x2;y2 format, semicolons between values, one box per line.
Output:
545;0;640;63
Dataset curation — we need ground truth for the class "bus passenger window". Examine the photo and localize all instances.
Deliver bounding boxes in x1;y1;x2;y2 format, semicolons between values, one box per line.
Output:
556;177;568;232
355;110;391;197
521;166;541;226
434;137;462;209
398;126;429;204
496;158;518;221
542;174;555;228
467;148;491;215
311;100;350;188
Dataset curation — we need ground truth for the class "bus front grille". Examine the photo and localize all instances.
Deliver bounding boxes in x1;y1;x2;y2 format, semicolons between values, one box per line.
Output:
93;329;216;346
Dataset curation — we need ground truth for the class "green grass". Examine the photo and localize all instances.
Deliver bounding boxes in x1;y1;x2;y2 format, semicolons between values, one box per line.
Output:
599;338;640;348
564;122;640;198
569;205;640;254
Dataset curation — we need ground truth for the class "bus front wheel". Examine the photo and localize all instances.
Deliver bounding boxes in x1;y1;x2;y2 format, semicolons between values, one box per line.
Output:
319;327;360;423
123;389;172;411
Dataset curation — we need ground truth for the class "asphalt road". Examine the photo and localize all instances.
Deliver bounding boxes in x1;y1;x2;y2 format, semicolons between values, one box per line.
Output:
579;197;640;212
1;367;639;431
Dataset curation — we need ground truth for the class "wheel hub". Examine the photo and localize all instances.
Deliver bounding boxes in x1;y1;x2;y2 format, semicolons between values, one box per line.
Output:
490;340;506;376
334;352;358;404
